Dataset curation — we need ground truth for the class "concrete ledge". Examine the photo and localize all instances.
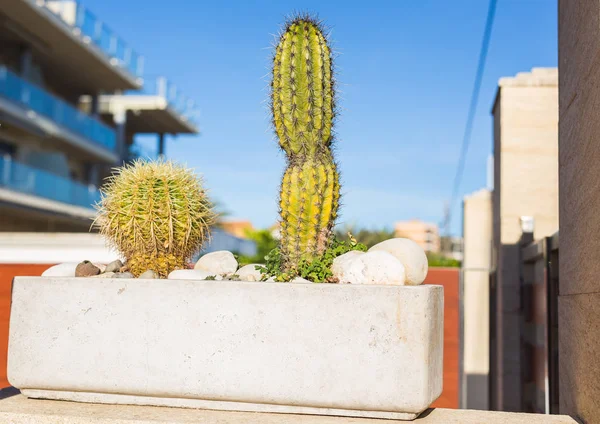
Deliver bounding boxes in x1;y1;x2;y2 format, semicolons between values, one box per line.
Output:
0;393;578;423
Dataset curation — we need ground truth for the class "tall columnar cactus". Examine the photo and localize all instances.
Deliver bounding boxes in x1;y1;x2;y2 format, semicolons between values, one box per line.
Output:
272;16;340;269
94;160;216;278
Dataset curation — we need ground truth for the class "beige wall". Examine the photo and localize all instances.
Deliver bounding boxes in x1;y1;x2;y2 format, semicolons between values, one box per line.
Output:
462;189;492;410
491;68;559;411
558;1;600;421
394;219;440;253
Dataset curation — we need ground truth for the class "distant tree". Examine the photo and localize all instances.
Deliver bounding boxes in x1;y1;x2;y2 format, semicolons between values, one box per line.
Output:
427;252;461;268
334;225;396;249
235;228;278;265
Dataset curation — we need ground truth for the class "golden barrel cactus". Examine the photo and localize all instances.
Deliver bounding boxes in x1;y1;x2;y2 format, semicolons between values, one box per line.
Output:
94;160;216;277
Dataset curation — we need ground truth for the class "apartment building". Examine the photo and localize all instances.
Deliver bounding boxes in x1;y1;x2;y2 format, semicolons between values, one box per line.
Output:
394;219;440;253
0;0;198;232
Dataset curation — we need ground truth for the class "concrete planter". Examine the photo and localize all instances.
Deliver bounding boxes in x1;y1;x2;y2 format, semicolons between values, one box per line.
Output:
8;277;443;420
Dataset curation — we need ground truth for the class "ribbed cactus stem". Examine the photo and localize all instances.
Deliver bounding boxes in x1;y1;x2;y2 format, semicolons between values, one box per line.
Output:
272;16;340;271
279;158;340;265
272;18;334;158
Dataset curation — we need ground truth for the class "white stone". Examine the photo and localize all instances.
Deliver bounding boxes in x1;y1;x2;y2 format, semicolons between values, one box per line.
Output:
236;264;263;282
41;263;78;277
93;263;107;273
8;277;443;420
290;277;312;284
340;251;406;285
331;251;365;283
167;270;213;280
369;238;428;285
194;251;238;275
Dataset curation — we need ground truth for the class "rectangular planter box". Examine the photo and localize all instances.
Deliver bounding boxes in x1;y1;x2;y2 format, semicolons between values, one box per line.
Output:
8;277;443;420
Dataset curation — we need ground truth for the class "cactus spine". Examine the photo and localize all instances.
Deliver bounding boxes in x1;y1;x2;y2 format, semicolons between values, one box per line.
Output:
94;160;216;278
272;16;340;269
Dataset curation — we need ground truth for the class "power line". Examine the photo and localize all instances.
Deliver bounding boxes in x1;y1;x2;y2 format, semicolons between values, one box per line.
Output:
443;0;498;237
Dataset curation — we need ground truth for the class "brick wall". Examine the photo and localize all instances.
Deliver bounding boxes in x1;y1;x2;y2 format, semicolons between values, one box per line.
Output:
426;268;460;409
0;264;50;388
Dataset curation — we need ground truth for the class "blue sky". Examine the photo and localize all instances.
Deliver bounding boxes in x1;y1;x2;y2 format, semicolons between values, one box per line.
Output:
86;0;557;235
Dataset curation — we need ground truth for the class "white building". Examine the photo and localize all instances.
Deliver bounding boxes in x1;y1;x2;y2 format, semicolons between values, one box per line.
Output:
0;0;198;232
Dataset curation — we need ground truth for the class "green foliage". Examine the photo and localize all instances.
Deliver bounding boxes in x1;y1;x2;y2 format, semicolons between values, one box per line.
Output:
427;253;461;268
236;228;278;265
271;15;341;271
258;234;367;283
334;225;396;249
94;159;216;277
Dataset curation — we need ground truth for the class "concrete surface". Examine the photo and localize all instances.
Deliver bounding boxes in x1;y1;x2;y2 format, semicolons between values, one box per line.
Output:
558;1;600;421
8;278;443;420
0;392;579;423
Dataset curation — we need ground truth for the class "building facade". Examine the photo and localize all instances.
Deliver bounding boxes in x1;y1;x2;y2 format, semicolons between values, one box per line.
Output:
394;219;440;253
0;0;197;232
489;67;559;411
462;188;492;410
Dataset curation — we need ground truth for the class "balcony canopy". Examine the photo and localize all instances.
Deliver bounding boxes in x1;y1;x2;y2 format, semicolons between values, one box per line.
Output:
0;0;143;93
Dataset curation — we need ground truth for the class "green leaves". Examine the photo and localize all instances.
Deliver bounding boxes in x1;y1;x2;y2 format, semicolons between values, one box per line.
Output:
258;235;367;283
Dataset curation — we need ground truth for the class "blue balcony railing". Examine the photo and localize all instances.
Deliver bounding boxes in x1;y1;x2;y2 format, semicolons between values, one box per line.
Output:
44;0;144;78
143;77;198;124
0;66;116;151
0;156;100;209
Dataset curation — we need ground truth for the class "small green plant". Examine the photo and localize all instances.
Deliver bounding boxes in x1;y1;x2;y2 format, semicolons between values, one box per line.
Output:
258;233;367;283
271;15;340;271
94;160;216;278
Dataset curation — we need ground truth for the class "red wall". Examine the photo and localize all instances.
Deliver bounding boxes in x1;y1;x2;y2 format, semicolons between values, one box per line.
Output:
0;264;49;388
0;264;460;409
425;267;460;409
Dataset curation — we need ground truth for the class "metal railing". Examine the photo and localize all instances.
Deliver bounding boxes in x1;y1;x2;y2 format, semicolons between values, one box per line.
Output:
44;0;144;78
143;77;198;124
0;156;100;209
519;229;559;414
0;66;116;151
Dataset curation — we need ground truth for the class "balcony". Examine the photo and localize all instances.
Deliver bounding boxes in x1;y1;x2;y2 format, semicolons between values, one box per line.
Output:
81;76;199;136
0;0;143;91
0;156;99;210
45;0;143;79
0;66;118;161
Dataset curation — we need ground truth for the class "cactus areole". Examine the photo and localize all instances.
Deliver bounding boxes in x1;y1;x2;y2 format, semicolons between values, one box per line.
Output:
272;16;340;270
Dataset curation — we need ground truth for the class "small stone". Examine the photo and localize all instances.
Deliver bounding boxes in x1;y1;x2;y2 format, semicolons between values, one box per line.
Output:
89;272;116;278
265;276;276;282
291;277;312;284
105;260;124;273
369;238;428;285
334;250;406;285
332;251;366;283
168;269;213;280
113;272;135;279
138;270;158;279
93;263;107;273
75;261;100;277
194;251;238;275
41;263;78;277
236;264;263;282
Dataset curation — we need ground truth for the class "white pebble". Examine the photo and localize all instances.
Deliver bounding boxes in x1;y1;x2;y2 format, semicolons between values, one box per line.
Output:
41;263;78;277
194;251;238;275
334;250;406;285
236;264;263;282
369;238;428;285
